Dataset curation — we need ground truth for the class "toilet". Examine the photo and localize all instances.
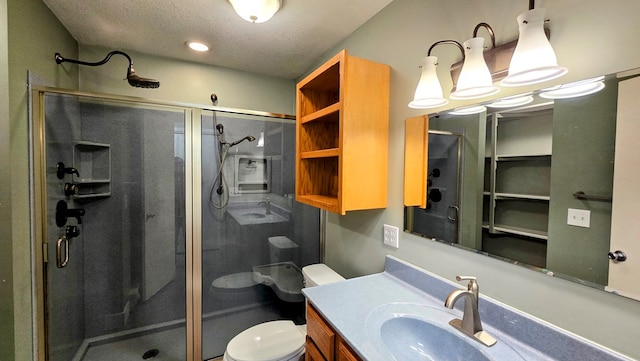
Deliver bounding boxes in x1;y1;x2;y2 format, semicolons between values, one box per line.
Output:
222;263;345;361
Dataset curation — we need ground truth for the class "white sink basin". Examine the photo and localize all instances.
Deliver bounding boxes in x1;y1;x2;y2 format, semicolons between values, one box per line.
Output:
226;202;290;225
366;303;525;361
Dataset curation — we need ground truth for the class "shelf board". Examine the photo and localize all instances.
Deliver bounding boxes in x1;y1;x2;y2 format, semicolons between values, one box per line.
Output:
301;148;340;159
492;225;548;240
495;193;550;201
300;103;340;124
76;179;110;184
496;154;551;161
296;194;340;213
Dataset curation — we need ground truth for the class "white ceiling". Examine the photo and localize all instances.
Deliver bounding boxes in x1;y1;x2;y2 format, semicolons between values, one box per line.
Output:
42;0;394;79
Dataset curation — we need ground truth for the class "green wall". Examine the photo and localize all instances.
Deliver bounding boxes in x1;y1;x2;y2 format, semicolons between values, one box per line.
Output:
1;2;14;360
316;0;640;359
5;0;78;360
547;78;618;285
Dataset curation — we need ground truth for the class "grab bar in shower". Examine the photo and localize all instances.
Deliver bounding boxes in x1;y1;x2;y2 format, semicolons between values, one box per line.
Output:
56;236;69;268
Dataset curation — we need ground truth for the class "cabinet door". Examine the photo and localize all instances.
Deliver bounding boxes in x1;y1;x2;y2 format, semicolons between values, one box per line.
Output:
336;339;360;361
306;337;328;361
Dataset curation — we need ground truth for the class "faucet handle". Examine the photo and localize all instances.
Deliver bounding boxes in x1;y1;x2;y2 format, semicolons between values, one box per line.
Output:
455;276;478;298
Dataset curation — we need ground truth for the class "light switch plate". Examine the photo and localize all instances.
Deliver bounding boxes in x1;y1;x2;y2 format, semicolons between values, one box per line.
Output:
383;224;399;248
567;208;590;228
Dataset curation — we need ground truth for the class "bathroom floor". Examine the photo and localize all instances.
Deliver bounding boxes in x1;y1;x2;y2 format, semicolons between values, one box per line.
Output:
80;303;285;361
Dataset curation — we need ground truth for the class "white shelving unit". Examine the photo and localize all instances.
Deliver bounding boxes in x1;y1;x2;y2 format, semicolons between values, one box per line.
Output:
72;141;111;199
483;103;554;240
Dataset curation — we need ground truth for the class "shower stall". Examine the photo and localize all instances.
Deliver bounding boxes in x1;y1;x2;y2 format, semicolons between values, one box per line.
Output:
31;88;320;361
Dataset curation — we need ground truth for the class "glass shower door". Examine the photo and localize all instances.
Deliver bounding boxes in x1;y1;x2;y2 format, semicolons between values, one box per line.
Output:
39;92;188;361
410;131;463;244
200;110;320;359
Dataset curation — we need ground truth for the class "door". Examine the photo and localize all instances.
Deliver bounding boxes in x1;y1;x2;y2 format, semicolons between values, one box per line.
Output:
142;117;176;300
411;132;463;243
608;75;640;300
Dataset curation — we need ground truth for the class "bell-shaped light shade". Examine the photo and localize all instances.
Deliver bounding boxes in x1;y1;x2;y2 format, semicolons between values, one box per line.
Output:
501;8;568;87
450;38;499;100
488;93;534;108
409;56;448;109
228;0;281;23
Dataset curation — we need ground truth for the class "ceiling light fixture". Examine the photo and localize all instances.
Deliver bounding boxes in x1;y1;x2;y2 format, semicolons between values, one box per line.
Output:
500;2;567;87
228;0;282;23
186;41;209;52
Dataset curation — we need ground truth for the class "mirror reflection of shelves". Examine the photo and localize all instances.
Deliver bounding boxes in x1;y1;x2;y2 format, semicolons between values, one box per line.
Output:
72;141;111;199
483;104;553;243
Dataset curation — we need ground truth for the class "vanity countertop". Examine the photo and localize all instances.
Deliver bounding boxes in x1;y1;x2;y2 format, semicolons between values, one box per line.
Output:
302;256;633;361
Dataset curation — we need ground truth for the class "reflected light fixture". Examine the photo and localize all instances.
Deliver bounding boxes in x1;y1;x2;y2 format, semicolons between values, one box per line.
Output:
449;105;487;115
488;93;534;108
228;0;282;23
501;4;567;87
539;76;605;99
257;131;265;147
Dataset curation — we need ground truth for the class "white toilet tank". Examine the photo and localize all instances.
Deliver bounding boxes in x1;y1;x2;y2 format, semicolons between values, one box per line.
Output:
301;264;345;287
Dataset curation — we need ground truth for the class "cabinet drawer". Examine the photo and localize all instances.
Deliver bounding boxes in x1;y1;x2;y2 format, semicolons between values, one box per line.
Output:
336;337;359;361
306;304;335;360
305;336;327;361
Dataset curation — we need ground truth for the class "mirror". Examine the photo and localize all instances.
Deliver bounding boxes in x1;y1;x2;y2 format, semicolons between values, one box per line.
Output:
404;67;640;302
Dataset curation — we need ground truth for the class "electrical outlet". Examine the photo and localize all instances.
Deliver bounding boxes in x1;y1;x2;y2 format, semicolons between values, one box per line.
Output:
567;208;590;228
383;224;399;248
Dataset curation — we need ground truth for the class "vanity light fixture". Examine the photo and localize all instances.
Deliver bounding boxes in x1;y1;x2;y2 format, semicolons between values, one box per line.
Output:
539;76;605;99
228;0;282;23
487;93;534;108
186;41;209;52
451;23;500;100
449;105;487;115
500;1;567;87
408;40;464;109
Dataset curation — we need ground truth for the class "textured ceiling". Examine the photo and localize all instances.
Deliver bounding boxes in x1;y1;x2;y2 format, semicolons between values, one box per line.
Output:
42;0;394;79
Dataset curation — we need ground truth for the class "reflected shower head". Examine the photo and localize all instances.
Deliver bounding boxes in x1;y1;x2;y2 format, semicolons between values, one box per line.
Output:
229;135;256;147
55;51;160;89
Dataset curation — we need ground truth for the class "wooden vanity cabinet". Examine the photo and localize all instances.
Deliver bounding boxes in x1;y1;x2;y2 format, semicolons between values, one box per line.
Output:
306;303;362;361
296;49;390;215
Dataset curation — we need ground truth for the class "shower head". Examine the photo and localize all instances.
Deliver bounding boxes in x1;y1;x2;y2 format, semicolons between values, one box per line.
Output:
216;124;224;134
229;135;256;147
55;51;160;89
127;66;160;88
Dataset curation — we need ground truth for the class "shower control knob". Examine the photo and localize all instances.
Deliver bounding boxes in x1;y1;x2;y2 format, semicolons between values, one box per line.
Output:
56;162;80;179
64;183;79;196
146;213;156;220
608;250;627;262
65;225;80;239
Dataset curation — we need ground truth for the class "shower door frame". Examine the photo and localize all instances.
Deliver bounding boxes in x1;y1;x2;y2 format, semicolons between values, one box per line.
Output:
30;86;296;361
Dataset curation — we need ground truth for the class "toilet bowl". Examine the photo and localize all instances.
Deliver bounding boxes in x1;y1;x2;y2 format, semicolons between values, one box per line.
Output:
222;264;344;361
209;272;264;305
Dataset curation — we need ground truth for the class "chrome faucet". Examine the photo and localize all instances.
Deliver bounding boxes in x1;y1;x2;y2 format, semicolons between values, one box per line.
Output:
444;276;496;347
258;198;271;214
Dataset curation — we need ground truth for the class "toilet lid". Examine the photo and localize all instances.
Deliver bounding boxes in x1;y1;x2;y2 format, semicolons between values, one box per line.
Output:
226;320;305;361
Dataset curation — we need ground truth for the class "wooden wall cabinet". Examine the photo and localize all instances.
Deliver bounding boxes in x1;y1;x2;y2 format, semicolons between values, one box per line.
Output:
306;303;362;361
296;49;390;215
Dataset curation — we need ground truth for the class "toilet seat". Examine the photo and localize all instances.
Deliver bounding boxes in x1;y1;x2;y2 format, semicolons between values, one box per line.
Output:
224;320;306;361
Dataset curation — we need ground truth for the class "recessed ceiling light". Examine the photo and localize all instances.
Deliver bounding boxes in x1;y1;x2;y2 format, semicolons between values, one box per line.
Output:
186;41;209;52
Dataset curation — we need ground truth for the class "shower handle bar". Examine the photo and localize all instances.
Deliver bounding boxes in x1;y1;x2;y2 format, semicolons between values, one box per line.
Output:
56;236;69;268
